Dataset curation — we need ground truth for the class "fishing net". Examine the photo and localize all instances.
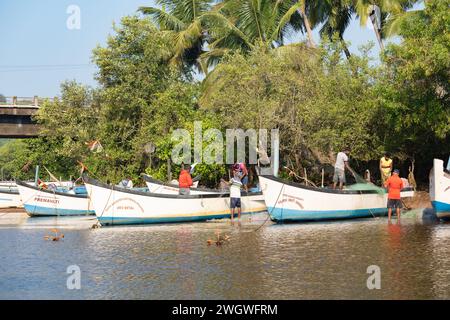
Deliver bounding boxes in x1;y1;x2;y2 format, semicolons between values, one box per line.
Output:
347;171;386;194
347;183;385;194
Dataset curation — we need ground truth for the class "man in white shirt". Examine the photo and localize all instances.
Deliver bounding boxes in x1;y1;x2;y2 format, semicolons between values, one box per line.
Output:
333;149;352;190
229;170;243;223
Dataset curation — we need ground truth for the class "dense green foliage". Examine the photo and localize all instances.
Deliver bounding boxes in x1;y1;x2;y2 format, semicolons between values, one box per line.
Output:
376;0;450;181
0;0;448;187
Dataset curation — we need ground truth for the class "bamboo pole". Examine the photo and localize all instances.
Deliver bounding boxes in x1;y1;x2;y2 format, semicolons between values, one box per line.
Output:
321;168;324;188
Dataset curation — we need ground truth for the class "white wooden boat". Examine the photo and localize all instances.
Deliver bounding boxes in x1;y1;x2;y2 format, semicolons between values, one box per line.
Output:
16;180;94;216
259;175;390;222
430;158;450;220
84;175;267;226
0;187;23;208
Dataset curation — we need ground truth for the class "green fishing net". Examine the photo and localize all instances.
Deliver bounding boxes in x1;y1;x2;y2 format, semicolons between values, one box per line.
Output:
346;171;386;194
347;183;386;194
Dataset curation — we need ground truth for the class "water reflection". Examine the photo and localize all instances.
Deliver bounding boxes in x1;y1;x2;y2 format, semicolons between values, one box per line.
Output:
0;212;449;299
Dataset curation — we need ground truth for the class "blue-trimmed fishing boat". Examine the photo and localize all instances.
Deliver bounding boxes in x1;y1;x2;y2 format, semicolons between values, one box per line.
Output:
16;180;95;216
0;187;22;208
84;175;266;226
430;158;450;220
259;175;389;222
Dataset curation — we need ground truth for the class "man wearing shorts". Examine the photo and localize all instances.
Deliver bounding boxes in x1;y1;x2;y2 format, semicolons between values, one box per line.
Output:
385;169;404;223
229;171;243;223
333;149;352;190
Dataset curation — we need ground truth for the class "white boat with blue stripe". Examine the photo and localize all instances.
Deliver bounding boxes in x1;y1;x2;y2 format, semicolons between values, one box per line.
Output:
430;158;450;220
0;187;22;208
16;180;95;216
84;175;266;226
259;175;389;222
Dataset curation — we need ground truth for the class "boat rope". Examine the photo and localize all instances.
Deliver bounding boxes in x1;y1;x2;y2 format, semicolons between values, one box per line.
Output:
252;182;285;232
95;183;114;224
357;189;379;219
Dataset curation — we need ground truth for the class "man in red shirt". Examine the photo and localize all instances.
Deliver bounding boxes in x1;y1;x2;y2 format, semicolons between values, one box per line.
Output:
178;164;193;195
384;169;403;223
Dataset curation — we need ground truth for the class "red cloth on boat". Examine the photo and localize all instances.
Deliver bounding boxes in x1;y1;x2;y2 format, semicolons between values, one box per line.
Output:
179;170;193;189
384;175;403;200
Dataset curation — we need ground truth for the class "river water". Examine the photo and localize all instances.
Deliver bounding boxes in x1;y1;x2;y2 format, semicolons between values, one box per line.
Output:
0;210;449;299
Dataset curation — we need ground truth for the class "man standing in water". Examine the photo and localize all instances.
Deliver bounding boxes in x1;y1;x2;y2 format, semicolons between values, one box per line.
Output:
379;152;393;185
229;170;243;224
385;169;403;223
333;149;353;190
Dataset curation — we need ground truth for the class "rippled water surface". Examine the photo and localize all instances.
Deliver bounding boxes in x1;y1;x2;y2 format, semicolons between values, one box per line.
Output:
1;211;449;299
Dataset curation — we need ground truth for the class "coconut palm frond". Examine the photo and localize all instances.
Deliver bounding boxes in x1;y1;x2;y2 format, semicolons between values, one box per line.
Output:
139;6;186;31
270;1;303;43
173;19;203;59
201;11;254;49
198;47;230;70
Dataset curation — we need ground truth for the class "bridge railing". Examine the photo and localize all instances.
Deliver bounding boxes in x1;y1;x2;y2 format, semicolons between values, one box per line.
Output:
0;96;56;108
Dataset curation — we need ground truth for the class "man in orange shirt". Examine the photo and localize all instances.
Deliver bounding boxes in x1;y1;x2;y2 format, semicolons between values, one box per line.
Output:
178;164;193;195
384;169;403;223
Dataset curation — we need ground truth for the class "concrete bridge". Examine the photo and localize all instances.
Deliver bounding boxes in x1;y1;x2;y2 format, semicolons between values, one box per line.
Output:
0;96;53;138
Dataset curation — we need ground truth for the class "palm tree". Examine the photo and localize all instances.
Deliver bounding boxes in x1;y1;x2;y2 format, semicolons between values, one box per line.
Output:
199;0;307;66
353;0;420;50
307;0;419;57
308;0;354;58
296;0;317;48
139;0;214;73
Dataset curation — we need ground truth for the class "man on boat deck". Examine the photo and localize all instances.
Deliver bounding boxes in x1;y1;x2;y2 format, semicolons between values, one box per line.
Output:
229;170;243;223
119;176;133;189
233;162;249;192
385;169;404;223
179;164;193;195
379;152;393;185
333;149;353;190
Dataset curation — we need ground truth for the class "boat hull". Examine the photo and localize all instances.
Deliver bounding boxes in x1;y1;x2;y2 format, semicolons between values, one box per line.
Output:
16;181;95;216
0;189;23;208
85;176;266;226
430;159;450;220
259;176;388;223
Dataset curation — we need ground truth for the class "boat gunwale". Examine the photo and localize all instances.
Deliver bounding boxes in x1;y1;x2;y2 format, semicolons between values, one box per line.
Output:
83;174;262;199
142;174;223;193
0;188;19;195
15;180;89;199
260;175;389;195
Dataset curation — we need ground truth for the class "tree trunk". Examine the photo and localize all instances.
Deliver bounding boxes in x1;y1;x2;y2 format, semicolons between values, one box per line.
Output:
299;2;316;48
341;39;351;59
370;14;385;50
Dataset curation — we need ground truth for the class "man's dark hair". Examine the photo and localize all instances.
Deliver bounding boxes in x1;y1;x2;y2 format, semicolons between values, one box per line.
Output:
384;152;391;158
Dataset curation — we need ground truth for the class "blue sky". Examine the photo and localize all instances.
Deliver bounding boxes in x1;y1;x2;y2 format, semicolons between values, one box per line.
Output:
0;1;423;97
